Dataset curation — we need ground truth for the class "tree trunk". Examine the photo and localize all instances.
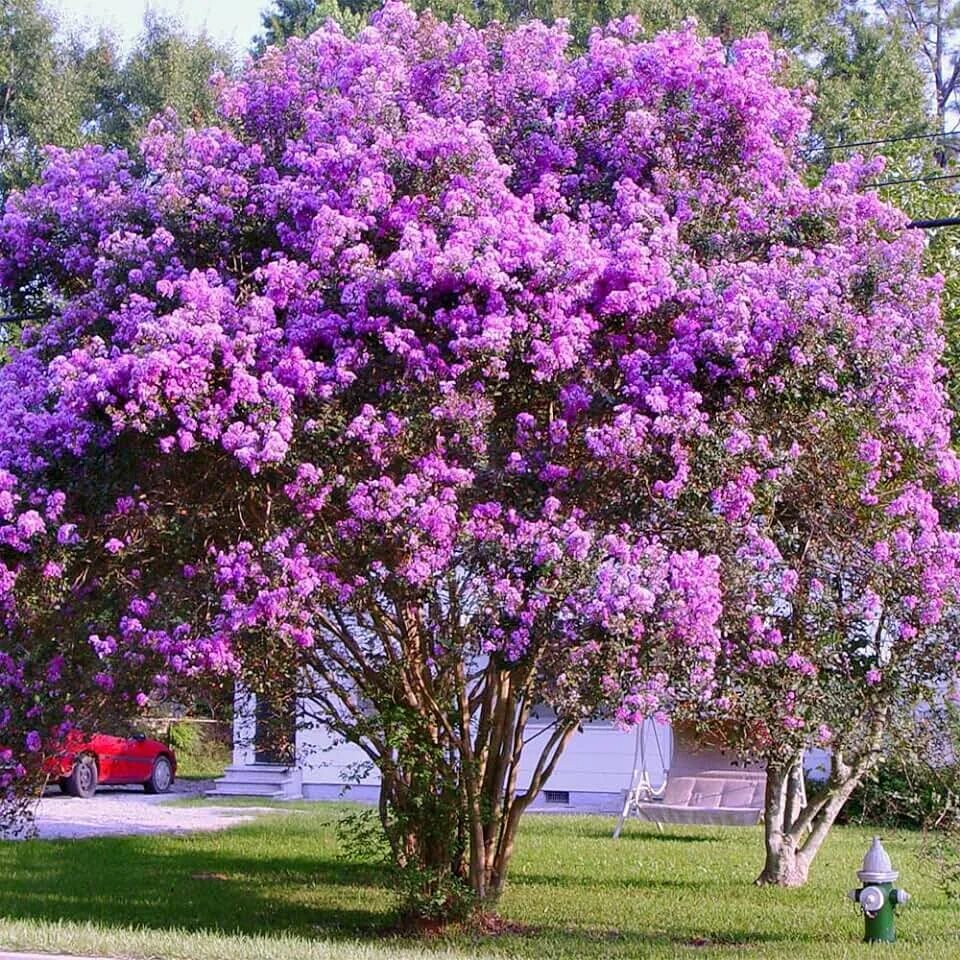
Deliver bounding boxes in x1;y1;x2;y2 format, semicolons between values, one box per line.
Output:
370;669;578;922
757;754;811;885
756;761;809;886
758;835;811;886
757;711;888;887
305;596;580;923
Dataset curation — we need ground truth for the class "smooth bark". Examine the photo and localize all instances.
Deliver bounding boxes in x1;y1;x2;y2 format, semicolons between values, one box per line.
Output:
299;582;580;917
756;710;888;887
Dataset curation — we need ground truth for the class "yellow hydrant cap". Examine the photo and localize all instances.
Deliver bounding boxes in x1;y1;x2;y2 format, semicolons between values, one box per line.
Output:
857;836;899;884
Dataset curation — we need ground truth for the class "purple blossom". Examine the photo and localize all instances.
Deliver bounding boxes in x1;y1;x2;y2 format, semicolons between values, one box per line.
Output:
0;4;957;824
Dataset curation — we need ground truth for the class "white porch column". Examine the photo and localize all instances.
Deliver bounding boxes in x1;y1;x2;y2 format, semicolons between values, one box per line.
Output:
232;683;256;767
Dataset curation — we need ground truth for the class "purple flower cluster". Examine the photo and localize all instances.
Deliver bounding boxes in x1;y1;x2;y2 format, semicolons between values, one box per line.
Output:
0;4;958;794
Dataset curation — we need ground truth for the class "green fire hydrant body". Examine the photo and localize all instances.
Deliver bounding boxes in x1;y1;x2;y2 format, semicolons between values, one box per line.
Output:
847;837;910;944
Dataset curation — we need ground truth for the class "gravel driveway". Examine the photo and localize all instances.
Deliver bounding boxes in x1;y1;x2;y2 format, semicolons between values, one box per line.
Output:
28;780;285;840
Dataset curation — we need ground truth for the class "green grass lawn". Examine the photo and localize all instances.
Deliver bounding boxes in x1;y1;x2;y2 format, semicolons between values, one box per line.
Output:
173;745;231;780
0;803;957;960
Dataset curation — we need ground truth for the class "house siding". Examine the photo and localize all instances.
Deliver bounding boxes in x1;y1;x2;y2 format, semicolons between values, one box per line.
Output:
230;687;830;810
288;702;670;811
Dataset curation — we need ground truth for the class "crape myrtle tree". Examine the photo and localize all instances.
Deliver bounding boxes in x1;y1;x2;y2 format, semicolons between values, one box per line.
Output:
676;257;960;884
675;148;960;887
0;2;958;910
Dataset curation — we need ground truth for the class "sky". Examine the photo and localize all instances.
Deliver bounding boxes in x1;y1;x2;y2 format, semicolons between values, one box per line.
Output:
54;0;268;52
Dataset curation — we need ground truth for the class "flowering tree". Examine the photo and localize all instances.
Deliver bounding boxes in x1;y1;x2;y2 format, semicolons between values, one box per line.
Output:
676;255;960;884
0;2;957;911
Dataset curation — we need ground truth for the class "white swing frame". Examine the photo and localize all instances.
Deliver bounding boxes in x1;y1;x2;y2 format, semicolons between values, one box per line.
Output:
613;722;768;835
613;718;669;838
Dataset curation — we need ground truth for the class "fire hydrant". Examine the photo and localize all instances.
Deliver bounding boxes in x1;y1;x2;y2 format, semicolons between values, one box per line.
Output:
847;836;910;943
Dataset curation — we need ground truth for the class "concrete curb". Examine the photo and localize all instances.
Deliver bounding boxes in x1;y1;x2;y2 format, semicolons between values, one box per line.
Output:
1;954;114;960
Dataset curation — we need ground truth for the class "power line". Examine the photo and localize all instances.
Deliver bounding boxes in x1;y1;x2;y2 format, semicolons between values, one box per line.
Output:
908;216;960;229
808;129;960;155
871;170;960;188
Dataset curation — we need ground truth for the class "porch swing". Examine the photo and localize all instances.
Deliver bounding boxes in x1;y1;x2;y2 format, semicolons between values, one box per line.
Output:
613;721;766;836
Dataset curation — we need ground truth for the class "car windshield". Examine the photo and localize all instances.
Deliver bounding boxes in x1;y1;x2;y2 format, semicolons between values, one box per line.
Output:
115;721;151;739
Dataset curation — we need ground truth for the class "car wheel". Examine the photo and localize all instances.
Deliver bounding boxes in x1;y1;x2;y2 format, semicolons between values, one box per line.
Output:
65;755;98;798
144;756;173;794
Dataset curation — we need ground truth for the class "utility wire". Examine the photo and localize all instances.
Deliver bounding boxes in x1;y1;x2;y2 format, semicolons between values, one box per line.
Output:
908;215;960;229
807;129;960;155
871;170;960;188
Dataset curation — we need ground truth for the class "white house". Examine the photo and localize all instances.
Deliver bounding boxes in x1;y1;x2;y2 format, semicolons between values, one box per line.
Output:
210;687;829;816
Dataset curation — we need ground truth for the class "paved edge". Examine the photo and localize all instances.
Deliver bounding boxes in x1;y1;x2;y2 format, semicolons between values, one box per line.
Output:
0;954;114;960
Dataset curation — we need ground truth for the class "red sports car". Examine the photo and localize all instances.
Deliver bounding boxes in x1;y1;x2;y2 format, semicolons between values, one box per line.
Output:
45;731;176;798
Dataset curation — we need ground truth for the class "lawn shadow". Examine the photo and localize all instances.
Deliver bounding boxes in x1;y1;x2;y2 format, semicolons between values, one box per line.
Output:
509;872;726;892
520;817;725;844
0;812;832;954
583;827;720;843
0;829;395;939
456;923;820;954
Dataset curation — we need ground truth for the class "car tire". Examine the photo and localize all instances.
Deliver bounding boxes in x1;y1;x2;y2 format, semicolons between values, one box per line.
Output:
144;756;173;794
64;755;98;798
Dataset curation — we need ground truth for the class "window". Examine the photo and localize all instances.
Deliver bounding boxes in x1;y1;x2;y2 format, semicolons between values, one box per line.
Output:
544;789;570;804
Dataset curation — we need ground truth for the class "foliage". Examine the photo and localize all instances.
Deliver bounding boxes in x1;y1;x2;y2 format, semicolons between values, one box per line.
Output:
0;0;92;193
255;0;368;47
842;737;960;831
806;6;928;155
836;702;960;907
335;803;473;920
254;0;930;148
870;0;960;141
1;809;960;958
0;1;234;195
166;720;199;753
844;759;960;830
880;174;960;424
847;704;960;901
0;2;958;909
91;12;236;152
166;720;232;779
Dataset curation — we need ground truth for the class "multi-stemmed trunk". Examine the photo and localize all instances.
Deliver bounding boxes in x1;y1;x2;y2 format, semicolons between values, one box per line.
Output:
757;710;888;887
298;595;580;921
372;659;579;919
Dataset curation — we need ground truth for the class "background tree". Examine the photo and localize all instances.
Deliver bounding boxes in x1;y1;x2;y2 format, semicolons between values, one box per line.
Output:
93;12;235;151
808;5;929;151
872;0;960;155
0;0;92;193
255;0;368;47
0;1;235;196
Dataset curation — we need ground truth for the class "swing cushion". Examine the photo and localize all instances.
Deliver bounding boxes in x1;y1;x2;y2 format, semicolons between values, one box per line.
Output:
634;773;765;827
